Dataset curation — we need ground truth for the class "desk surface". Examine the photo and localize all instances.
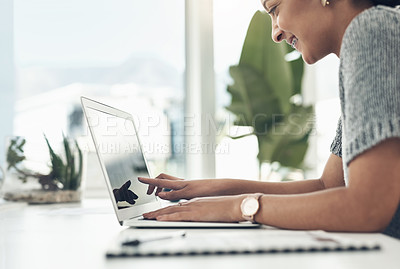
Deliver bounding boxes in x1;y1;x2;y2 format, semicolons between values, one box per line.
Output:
1;198;400;269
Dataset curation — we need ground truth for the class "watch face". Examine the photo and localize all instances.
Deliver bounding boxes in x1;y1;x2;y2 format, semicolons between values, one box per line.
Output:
242;197;259;215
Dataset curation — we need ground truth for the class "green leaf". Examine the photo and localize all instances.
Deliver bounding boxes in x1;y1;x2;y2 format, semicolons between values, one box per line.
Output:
6;137;27;171
285;45;304;96
226;65;281;131
44;135;65;183
16;138;26;153
63;134;73;189
66;139;83;191
226;10;311;170
238;10;293;115
74;140;83;190
257;105;314;167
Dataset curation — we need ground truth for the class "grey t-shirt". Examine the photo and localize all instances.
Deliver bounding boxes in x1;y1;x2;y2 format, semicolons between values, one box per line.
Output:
330;5;400;238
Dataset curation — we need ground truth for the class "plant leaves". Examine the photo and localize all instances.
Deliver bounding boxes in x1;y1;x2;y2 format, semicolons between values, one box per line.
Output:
238;10;293;115
74;140;83;190
6;137;26;171
63;134;72;189
44;135;65;183
226;64;281;132
226;10;312;169
256;105;314;167
285;46;304;96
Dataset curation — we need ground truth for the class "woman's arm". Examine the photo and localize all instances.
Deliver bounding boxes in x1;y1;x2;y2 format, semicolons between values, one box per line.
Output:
143;139;400;232
245;153;345;195
139;154;345;200
255;138;400;231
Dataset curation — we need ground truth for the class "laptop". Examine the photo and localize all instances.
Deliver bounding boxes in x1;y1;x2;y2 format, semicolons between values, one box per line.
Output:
81;96;260;228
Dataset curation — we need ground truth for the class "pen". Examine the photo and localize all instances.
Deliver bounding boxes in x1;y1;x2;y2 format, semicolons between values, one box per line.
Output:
122;230;186;246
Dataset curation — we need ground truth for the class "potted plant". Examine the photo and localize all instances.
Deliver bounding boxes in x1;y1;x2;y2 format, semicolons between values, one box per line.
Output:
226;11;314;180
4;134;83;203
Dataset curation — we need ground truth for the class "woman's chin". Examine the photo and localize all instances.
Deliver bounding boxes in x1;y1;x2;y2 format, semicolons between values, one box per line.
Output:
301;49;332;65
301;53;319;65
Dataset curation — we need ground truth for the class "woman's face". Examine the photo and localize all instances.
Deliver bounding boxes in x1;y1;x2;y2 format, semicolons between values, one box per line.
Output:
262;0;338;64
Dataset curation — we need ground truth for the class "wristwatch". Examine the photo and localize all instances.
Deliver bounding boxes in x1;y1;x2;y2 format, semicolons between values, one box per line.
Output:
240;193;263;223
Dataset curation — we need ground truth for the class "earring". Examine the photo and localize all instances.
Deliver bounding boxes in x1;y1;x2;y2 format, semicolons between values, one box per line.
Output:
321;0;330;6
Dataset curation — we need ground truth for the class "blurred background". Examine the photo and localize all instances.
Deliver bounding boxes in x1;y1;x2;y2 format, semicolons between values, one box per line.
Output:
0;0;341;198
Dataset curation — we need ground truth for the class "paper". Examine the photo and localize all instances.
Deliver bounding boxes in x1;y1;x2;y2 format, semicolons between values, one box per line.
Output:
106;229;380;257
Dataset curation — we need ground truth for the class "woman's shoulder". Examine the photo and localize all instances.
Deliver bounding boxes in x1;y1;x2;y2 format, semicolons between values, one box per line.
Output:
374;4;400;16
350;5;400;27
341;6;400;56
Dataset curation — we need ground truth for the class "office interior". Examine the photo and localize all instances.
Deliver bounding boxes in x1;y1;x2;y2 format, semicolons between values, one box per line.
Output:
1;1;399;269
0;0;342;191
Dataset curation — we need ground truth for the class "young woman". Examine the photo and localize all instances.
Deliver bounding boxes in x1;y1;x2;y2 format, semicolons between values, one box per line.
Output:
139;0;400;238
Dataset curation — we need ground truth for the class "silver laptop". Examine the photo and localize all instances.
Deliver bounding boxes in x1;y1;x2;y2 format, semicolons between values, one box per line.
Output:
81;97;259;228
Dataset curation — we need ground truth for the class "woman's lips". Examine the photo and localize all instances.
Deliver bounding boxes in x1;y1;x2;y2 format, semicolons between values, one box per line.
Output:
291;37;298;49
287;36;298;49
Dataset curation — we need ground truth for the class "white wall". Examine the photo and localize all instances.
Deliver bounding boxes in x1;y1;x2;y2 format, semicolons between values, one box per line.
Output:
0;0;15;165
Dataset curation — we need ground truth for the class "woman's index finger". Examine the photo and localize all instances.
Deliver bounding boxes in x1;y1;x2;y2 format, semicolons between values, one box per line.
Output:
156;173;184;180
138;177;184;190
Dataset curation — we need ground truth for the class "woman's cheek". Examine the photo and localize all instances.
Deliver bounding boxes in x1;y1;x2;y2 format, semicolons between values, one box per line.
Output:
275;14;288;32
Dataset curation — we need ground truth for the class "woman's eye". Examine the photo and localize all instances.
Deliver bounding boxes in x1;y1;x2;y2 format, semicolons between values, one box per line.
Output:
267;6;277;16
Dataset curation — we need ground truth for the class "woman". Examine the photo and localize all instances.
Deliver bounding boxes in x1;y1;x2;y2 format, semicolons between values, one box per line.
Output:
139;0;400;238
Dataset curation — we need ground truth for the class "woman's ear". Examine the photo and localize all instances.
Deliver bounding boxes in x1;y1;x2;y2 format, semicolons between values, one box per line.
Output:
321;0;331;7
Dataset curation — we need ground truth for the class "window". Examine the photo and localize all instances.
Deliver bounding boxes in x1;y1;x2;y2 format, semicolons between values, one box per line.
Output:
12;0;185;195
213;0;263;180
2;0;341;193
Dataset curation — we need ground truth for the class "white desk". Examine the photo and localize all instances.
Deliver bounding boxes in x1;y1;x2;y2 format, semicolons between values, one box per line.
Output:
1;198;400;269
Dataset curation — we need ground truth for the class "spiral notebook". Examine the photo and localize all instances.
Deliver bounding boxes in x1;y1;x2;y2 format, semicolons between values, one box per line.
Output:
106;229;380;257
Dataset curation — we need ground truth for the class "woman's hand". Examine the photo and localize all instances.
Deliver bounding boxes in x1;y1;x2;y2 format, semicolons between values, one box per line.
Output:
138;173;224;200
142;195;244;222
139;173;184;197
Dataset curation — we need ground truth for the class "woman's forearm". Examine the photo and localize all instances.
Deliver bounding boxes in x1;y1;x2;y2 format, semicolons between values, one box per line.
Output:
254;187;386;232
215;178;326;196
215;154;344;197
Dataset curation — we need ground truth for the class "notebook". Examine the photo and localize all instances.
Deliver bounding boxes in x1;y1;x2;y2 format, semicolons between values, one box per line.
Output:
106;229;380;257
81;96;259;228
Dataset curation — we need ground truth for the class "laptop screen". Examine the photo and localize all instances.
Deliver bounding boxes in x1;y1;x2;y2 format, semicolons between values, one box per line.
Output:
85;105;155;210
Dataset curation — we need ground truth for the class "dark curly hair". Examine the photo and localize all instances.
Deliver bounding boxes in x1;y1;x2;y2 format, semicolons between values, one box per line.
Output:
370;0;400;6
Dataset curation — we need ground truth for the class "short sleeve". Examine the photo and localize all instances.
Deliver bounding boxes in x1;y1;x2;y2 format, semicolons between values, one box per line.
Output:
330;117;342;158
340;7;400;166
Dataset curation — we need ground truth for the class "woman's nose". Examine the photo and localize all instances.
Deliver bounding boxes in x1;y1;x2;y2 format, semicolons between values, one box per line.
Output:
272;26;285;43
